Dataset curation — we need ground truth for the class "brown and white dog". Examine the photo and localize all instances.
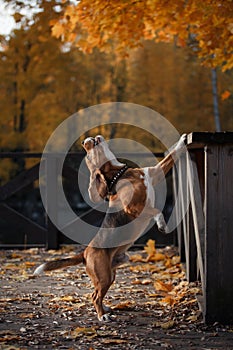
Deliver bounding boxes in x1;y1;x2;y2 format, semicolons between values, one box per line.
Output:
34;134;187;321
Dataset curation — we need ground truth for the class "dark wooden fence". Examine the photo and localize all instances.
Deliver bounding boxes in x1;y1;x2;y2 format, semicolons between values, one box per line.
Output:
173;132;233;325
0;151;173;249
0;153;86;249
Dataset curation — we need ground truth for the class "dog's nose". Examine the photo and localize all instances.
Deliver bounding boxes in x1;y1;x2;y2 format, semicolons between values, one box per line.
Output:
82;140;85;145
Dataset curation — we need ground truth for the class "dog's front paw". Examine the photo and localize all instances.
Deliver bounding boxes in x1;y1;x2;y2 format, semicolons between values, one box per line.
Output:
175;134;187;153
98;313;113;322
154;213;168;233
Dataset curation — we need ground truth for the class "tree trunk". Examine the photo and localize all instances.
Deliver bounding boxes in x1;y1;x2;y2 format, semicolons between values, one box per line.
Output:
13;61;18;132
19;99;26;132
211;68;221;132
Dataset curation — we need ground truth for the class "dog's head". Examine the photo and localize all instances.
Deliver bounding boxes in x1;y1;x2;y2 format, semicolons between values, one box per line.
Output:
82;135;103;152
82;135;123;170
82;135;126;200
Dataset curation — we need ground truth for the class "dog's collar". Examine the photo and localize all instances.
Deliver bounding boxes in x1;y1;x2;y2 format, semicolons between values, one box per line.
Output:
105;165;128;200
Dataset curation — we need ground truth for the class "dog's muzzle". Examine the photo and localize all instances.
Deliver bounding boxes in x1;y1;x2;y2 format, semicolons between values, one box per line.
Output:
82;137;98;147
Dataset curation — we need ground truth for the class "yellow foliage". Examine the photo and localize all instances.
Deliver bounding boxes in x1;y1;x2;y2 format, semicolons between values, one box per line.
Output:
148;252;166;262
51;21;65;39
51;0;233;71
69;327;97;339
143;239;166;262
154;280;174;293
144;239;156;257
221;90;231;101
113;301;135;310
161;296;176;306
129;254;145;262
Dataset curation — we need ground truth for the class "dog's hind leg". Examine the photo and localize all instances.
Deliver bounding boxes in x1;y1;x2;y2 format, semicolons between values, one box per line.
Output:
91;285;113;322
85;249;114;322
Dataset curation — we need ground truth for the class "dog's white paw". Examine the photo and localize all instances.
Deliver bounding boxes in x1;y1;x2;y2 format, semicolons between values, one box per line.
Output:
98;313;113;322
175;134;187;154
33;263;45;275
154;213;168;233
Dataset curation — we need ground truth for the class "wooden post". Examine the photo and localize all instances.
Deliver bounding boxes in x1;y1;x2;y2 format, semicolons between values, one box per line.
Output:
204;144;233;324
175;153;199;283
179;157;189;266
184;153;197;282
186;203;197;282
172;166;185;262
45;155;59;250
187;157;205;288
173;132;233;324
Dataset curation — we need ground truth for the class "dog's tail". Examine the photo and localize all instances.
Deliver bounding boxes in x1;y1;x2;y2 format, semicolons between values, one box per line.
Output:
33;251;85;275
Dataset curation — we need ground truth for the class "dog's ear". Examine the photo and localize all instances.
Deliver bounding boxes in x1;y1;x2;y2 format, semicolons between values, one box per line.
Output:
95;170;108;199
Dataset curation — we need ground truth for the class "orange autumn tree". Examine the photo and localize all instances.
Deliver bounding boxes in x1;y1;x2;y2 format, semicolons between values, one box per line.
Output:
52;0;233;72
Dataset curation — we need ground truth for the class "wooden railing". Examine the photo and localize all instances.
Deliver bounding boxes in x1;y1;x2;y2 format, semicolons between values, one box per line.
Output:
0;151;171;249
173;132;233;325
0;153;88;249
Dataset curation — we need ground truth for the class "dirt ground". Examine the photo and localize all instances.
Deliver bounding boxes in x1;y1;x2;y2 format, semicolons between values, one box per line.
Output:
0;245;233;350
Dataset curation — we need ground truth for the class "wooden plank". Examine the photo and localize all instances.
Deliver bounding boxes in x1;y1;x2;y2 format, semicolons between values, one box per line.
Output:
178;156;190;270
0;203;47;236
179;152;197;282
0;152;83;159
192;149;205;202
187;132;233;147
185;152;197;282
186;201;197;282
0;244;45;249
192;150;205;282
204;145;233;324
45;157;59;250
187;157;205;289
0;162;41;201
0;153;42;158
172;166;185;262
